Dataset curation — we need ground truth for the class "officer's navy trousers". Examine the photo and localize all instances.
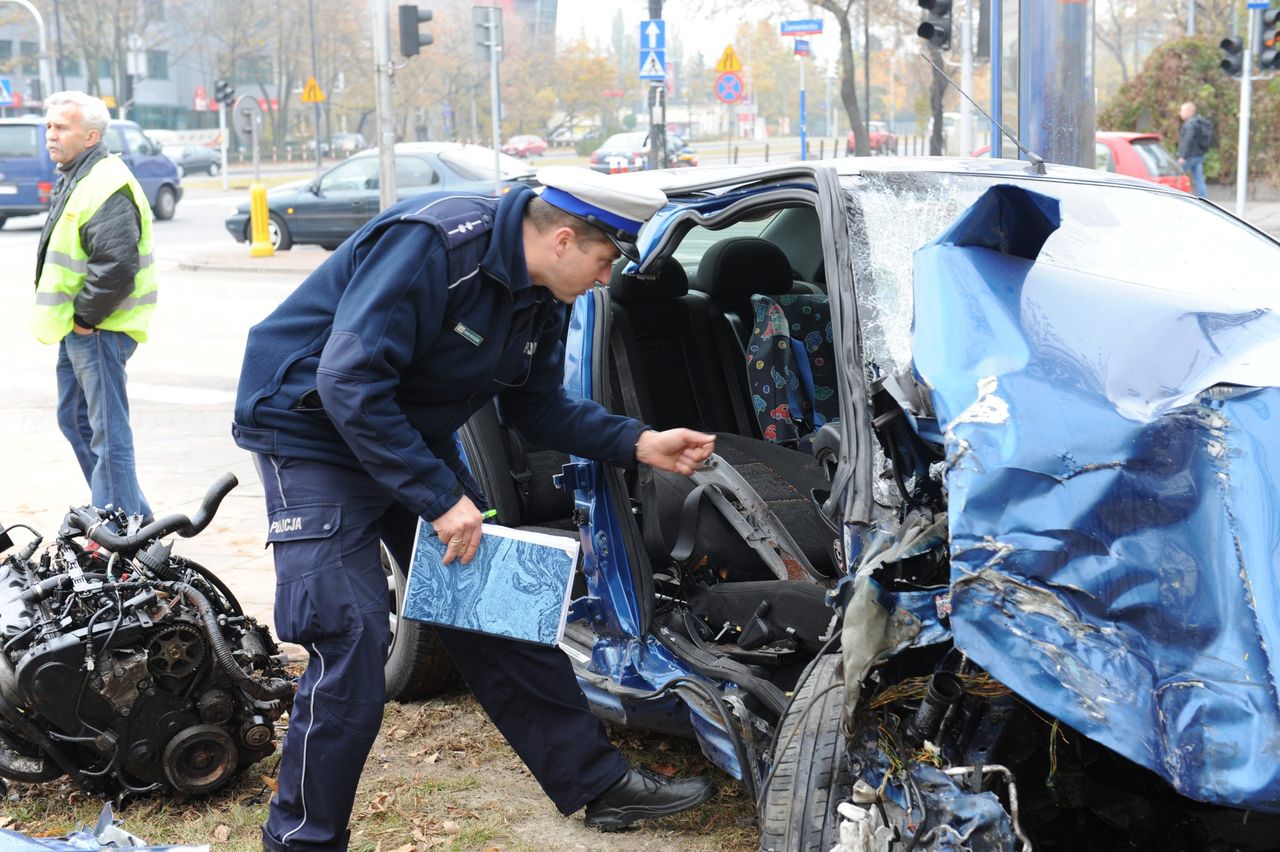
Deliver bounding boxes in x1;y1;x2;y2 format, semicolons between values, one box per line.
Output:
255;455;628;852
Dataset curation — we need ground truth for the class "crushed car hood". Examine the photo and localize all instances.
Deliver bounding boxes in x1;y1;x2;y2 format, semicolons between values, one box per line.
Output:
912;184;1280;809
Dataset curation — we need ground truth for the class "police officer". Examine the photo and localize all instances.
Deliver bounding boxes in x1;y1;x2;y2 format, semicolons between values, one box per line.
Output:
233;166;718;850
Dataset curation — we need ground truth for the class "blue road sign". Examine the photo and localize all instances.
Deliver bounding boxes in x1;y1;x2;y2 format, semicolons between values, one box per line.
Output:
0;78;13;107
640;49;666;80
794;38;811;56
715;72;743;104
781;18;823;36
1247;1;1268;8
641;19;665;51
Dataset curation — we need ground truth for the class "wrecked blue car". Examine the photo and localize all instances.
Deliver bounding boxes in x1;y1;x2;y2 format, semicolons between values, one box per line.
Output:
381;159;1280;850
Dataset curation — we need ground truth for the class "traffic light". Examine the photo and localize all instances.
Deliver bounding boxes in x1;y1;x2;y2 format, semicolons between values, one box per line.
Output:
214;79;234;109
398;4;434;57
1219;35;1244;77
917;0;952;50
1261;9;1280;72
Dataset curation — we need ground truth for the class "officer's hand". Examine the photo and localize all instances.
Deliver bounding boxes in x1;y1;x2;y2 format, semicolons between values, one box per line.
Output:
432;496;484;565
636;429;716;477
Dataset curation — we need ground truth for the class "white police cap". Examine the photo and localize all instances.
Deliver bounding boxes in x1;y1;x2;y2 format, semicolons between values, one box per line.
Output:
536;166;666;262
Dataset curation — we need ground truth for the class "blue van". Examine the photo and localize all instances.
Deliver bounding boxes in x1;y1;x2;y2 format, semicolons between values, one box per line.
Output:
0;116;182;228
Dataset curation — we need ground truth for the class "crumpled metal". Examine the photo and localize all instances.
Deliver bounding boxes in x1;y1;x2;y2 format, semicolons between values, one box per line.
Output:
911;183;1280;810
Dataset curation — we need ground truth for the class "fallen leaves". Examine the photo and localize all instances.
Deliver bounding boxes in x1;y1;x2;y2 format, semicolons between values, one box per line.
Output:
260;774;278;793
211;824;232;841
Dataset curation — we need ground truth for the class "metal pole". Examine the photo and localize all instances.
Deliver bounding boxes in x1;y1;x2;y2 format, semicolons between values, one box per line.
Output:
489;7;501;195
52;0;64;91
372;0;397;210
960;0;974;156
1235;7;1256;217
218;102;228;191
3;0;52;102
990;0;1002;157
799;57;806;160
1188;0;1196;36
308;0;323;173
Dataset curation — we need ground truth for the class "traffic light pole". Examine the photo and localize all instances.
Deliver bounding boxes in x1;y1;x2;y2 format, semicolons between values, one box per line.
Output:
1235;7;1257;217
218;101;228;192
372;0;397;210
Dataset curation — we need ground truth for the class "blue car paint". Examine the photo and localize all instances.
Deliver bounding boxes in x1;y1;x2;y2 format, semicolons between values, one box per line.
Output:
912;183;1280;811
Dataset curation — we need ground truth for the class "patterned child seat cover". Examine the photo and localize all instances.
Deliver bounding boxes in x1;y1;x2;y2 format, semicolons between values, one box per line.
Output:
745;292;839;446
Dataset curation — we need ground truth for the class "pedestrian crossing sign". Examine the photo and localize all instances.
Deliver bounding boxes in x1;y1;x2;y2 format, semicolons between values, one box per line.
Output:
301;77;325;104
0;78;12;107
639;51;666;80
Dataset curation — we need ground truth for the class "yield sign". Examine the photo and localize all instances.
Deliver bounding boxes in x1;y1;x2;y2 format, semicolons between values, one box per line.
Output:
301;76;326;103
715;72;743;104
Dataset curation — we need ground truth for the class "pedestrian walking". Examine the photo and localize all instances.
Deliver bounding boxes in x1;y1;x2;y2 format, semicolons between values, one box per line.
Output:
31;90;155;521
1178;101;1214;199
233;166;719;851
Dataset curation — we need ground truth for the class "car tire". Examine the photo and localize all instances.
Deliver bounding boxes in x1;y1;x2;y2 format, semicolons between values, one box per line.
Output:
153;186;177;221
759;654;851;852
320;242;342;251
382;542;459;701
267;213;292;251
208;162;220;177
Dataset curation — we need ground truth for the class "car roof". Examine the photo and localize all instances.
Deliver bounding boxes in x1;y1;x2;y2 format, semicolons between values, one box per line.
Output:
1097;130;1163;142
349;142;499;157
616;155;1172;197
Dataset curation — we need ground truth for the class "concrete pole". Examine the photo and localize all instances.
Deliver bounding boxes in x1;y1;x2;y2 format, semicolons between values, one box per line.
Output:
371;0;397;210
489;9;501;194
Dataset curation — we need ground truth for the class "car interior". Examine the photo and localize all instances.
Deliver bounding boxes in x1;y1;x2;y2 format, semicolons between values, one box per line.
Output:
457;199;845;709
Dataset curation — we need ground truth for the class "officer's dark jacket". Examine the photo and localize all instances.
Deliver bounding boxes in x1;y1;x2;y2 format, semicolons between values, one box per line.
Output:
232;186;645;521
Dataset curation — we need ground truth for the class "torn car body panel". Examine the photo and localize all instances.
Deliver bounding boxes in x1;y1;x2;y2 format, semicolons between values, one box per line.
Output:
911;183;1280;809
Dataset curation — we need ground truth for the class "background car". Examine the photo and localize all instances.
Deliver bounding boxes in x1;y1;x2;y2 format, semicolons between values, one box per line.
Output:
223;142;536;251
587;131;698;173
1095;130;1191;192
162;143;221;177
975;131;1192;192
501;134;548;158
846;120;898;154
381;157;1280;850
0;116;182;226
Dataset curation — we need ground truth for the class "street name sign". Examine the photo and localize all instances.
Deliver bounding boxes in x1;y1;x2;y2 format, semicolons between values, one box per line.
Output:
781;19;823;35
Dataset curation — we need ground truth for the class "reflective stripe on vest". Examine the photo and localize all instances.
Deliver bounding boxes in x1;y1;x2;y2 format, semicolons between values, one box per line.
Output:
30;155;157;345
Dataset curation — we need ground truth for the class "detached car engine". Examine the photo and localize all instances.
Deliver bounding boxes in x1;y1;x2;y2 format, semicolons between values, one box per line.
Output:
0;474;293;797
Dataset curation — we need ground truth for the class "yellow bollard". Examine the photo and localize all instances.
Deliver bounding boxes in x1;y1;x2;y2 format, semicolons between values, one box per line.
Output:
249;183;275;258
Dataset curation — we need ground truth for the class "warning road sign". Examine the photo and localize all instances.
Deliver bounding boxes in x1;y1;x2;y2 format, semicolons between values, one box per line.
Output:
715;46;742;73
301;76;326;103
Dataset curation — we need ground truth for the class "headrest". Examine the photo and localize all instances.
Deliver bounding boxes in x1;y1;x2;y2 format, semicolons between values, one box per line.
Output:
536;166;667;262
696;237;793;299
610;259;690;303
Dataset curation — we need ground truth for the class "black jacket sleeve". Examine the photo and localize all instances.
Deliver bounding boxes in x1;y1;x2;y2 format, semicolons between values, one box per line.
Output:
72;188;142;328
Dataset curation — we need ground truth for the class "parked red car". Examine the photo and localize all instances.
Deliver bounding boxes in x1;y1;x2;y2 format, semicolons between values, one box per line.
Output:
974;132;1191;193
1095;131;1191;193
500;134;548;158
846;121;898;155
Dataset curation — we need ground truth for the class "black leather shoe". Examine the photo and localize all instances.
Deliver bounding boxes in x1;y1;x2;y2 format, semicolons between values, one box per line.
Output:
583;767;716;831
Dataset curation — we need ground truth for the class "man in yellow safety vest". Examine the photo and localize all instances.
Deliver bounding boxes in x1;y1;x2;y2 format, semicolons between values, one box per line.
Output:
31;91;156;520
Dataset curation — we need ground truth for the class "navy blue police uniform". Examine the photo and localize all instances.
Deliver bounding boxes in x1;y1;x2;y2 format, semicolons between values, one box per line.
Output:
233;186;642;851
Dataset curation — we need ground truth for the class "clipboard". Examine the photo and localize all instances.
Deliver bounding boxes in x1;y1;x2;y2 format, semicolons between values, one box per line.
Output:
402;519;580;646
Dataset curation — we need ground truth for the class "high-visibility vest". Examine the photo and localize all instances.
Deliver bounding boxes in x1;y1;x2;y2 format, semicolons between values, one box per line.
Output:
30;155;157;345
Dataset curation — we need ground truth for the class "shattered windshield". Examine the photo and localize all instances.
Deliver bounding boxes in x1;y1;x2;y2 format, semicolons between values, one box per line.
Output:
846;171;1280;385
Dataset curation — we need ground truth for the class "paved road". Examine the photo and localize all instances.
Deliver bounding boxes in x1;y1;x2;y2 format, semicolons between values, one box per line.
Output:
0;190;294;627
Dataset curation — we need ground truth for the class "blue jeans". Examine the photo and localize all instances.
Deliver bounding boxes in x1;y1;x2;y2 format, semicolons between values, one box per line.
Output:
1184;154;1208;198
56;329;151;519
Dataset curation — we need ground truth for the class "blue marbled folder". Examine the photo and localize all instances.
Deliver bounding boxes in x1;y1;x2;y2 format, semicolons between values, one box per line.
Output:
402;520;580;646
